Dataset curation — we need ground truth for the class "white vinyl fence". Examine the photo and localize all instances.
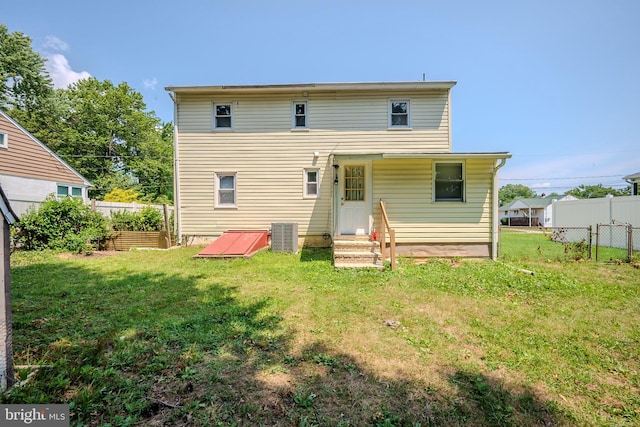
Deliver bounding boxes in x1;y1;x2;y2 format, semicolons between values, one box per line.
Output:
553;196;640;250
90;200;174;218
553;196;640;228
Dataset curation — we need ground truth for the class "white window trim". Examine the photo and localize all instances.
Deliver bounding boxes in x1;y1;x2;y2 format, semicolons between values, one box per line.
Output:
291;101;309;130
303;168;320;199
212;102;234;131
57;184;84;198
433;161;465;202
214;172;237;208
0;132;7;148
388;99;411;129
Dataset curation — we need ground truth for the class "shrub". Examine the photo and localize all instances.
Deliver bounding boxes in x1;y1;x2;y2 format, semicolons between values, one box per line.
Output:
14;196;110;253
110;206;164;232
103;187;140;202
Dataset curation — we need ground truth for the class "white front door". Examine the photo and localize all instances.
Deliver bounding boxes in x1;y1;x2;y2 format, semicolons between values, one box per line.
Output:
338;162;371;235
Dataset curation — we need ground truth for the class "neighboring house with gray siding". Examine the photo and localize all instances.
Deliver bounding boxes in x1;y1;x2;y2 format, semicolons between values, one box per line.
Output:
0;110;90;216
166;81;511;259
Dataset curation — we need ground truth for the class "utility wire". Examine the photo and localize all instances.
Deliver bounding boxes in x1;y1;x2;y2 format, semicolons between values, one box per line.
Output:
501;174;625;181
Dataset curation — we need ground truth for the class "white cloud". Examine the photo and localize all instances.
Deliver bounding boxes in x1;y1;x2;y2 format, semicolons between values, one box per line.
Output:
43;36;69;52
46;53;91;89
143;78;158;90
530;182;552;189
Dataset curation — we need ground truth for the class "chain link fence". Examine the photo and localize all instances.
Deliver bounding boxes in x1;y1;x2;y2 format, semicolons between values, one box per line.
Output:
501;224;639;263
595;224;639;262
500;226;592;261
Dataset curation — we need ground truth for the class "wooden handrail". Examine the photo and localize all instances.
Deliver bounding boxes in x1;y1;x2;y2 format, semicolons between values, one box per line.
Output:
379;200;397;270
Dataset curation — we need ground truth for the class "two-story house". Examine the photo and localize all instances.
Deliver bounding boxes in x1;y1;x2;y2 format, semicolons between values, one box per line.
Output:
166;82;510;264
0;110;91;216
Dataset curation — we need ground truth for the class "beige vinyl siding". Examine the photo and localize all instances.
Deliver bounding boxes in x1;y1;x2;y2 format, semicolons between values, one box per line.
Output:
176;88;460;238
178;134;333;236
176;90;450;151
0;115;85;184
372;158;493;243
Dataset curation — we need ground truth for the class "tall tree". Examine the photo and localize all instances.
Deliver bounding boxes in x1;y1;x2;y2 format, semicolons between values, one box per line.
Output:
128;122;174;202
0;24;53;112
498;184;537;206
25;78;173;201
566;184;630;199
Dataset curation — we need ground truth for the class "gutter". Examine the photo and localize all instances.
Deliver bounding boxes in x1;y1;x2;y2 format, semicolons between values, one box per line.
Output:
492;158;508;260
169;92;182;244
164;81;457;94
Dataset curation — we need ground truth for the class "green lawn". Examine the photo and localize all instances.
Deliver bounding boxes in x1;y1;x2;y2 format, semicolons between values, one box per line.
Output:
3;234;640;426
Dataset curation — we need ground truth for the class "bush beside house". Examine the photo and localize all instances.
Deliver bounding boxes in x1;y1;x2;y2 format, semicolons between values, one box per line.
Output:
13;197;169;253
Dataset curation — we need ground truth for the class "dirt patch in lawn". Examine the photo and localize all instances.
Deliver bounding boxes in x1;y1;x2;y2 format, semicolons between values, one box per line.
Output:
57;250;123;259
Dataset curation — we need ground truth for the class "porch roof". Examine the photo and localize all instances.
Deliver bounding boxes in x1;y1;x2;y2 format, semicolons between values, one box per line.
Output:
623;171;640;181
331;151;511;160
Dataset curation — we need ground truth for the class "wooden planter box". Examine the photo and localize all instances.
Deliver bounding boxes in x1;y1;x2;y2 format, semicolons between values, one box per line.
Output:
107;231;171;251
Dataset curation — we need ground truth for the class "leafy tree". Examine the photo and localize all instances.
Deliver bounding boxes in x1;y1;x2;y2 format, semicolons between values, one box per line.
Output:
566;184;630;199
0;24;53;112
1;25;172;203
499;184;536;206
20;78;173;201
129;122;174;202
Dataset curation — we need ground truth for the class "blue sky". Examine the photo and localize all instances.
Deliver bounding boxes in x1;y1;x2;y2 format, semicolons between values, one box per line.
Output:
4;0;639;193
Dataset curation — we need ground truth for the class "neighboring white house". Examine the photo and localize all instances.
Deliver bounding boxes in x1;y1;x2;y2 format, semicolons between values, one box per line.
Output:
166;81;511;261
623;171;640;196
500;195;577;227
0;110;91;216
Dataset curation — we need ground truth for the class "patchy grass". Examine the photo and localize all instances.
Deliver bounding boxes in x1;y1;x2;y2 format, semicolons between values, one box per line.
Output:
4;236;640;426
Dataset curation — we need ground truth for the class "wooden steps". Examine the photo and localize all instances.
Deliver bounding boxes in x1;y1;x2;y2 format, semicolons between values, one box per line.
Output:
333;238;383;269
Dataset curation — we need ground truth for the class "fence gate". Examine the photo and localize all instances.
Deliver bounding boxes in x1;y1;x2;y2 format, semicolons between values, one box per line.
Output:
596;224;637;262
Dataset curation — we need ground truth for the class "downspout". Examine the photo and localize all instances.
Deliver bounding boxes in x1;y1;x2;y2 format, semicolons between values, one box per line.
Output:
492;158;507;260
169;92;182;244
329;153;336;238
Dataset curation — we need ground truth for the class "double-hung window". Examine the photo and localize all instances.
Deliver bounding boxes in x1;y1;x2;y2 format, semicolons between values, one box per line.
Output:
389;99;410;128
434;162;464;202
292;101;308;129
213;103;233;130
0;132;7;148
303;168;319;198
215;172;237;208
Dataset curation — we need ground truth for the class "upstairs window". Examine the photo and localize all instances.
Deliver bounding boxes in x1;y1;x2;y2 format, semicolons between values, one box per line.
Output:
0;132;7;148
215;172;237;208
213;103;233;129
434;162;464;202
292;101;308;129
389;99;410;128
303;168;319;198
